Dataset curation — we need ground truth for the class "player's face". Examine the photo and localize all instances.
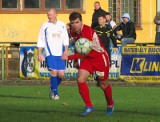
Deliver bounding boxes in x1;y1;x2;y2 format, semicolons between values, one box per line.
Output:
94;3;100;10
98;17;106;25
70;18;83;33
47;10;57;22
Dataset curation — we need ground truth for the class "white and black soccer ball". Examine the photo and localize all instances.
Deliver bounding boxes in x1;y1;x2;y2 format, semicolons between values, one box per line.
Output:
75;38;92;55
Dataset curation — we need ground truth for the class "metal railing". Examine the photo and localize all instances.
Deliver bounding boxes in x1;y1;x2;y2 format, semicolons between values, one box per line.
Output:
0;45;19;80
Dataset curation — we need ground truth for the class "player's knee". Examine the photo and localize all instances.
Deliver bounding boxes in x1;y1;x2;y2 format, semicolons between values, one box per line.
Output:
100;81;108;89
58;74;65;79
50;71;57;77
77;77;86;83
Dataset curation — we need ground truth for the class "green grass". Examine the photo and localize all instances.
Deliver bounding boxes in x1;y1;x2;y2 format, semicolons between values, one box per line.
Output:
0;85;160;122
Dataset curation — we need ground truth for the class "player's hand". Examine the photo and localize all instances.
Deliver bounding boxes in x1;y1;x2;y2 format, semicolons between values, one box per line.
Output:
69;37;74;41
38;54;44;62
62;54;68;60
113;48;119;53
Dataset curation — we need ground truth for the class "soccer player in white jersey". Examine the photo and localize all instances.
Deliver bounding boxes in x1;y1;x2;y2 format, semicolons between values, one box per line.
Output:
37;8;69;100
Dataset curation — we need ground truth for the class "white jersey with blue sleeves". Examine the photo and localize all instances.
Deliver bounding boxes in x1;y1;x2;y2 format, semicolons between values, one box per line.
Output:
37;21;69;56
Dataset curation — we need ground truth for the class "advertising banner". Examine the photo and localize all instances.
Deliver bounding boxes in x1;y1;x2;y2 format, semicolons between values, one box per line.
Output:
20;46;122;79
109;46;122;79
121;46;160;82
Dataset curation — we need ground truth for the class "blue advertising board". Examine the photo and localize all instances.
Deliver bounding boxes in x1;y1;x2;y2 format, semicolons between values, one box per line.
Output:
121;46;160;82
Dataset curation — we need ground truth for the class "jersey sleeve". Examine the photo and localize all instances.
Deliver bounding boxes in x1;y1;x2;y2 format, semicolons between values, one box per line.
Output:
37;24;46;48
68;53;84;60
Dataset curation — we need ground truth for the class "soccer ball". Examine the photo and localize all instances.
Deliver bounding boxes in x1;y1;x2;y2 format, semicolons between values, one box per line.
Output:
75;38;92;55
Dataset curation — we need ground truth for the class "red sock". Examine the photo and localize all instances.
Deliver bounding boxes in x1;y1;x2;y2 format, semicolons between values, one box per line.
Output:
77;82;93;107
104;84;113;106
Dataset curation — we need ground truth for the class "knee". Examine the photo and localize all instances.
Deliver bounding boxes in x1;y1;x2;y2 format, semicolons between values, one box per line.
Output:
50;71;57;77
100;81;108;90
58;73;65;79
121;38;127;46
121;38;125;42
77;77;86;83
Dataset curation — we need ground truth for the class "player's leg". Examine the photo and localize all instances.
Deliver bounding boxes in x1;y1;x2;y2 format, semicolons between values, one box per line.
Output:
100;56;114;115
57;70;65;85
77;69;94;116
50;70;59;100
50;56;66;100
46;55;59;100
99;81;114;115
97;69;114;109
94;53;114;115
57;56;66;85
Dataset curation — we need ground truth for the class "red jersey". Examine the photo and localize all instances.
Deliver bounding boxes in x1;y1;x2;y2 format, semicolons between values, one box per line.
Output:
69;24;107;59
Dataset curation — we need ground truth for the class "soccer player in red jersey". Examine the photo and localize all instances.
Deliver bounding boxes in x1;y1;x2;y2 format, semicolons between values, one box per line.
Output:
64;12;114;116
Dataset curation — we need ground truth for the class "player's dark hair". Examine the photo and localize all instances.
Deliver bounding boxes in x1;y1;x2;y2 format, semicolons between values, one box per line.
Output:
69;12;82;21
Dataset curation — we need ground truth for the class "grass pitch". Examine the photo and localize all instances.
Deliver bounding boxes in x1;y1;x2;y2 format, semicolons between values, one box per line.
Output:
0;84;160;122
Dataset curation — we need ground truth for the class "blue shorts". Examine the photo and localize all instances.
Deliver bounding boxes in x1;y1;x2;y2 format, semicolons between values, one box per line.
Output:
45;55;65;70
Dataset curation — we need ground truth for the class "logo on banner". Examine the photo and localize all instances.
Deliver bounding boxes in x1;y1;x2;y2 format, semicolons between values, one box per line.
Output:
130;58;160;73
21;48;36;77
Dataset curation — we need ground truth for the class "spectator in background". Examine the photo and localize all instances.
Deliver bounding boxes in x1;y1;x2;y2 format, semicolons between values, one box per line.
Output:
66;23;77;46
105;12;118;46
154;11;160;45
95;14;118;62
91;1;107;29
115;13;136;46
105;12;117;30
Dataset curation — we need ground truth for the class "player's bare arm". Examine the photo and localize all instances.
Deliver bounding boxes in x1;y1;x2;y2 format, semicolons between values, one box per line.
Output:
62;46;68;60
38;47;44;62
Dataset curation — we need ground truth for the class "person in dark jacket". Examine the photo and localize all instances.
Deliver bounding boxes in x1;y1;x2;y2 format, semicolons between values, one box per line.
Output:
91;1;107;29
95;14;118;62
115;13;136;46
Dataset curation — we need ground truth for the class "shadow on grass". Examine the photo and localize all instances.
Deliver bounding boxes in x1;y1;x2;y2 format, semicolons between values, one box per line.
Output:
0;94;46;99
